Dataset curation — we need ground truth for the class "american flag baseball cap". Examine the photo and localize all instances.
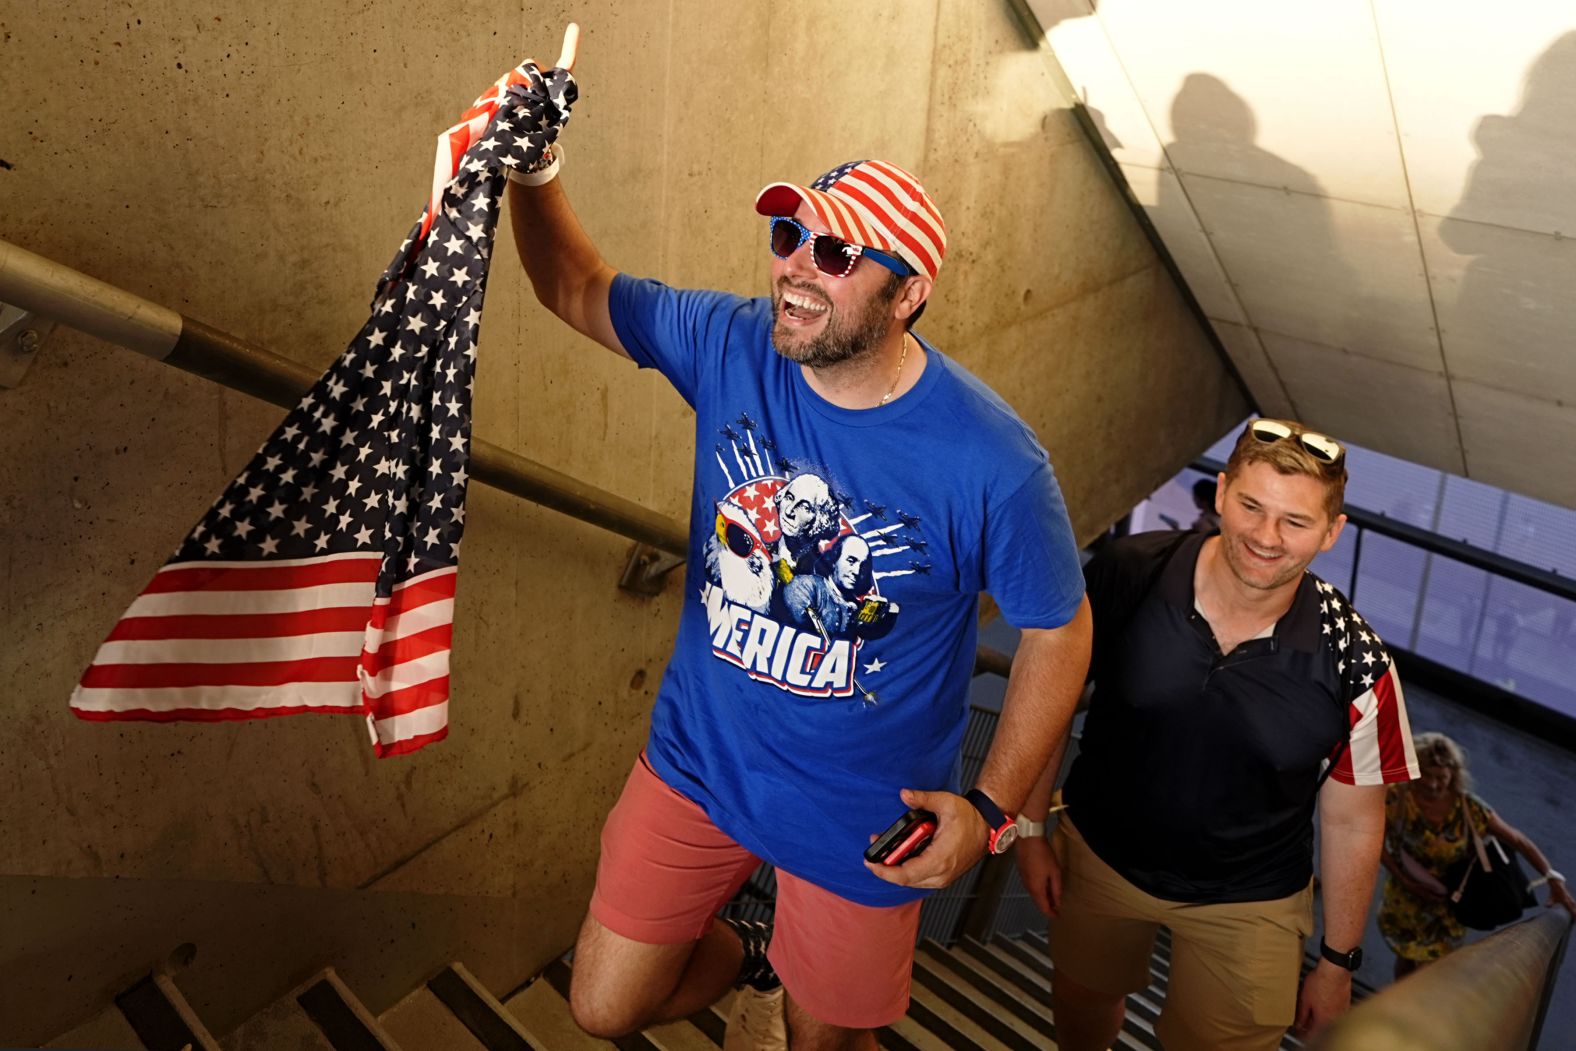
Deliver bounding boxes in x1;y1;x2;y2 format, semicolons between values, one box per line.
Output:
755;159;947;282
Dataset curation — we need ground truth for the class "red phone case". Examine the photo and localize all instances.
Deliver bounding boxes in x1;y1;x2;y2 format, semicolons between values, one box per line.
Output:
865;808;938;865
884;818;938;866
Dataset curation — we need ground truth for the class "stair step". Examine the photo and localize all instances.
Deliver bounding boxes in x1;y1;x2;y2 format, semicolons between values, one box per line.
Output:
880;1013;956;1051
991;936;1052;982
115;970;222;1051
294;970;402;1051
225;987;338;1051
1115;1027;1162;1051
1117;1002;1163;1050
912;948;1044;1051
642;1018;718;1050
503;979;617;1051
959;938;1050;1004
44;1004;145;1049
426;963;540;1050
905;977;1010;1051
920;942;1054;1039
380;983;487;1050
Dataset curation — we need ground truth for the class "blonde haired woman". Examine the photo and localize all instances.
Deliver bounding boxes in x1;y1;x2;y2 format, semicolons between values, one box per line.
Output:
1377;732;1575;979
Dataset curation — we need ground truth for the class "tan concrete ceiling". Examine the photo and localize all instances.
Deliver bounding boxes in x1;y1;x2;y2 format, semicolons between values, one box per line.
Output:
1025;0;1576;510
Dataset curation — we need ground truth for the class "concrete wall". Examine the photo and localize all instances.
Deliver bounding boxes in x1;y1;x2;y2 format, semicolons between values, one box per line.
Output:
0;0;1245;1042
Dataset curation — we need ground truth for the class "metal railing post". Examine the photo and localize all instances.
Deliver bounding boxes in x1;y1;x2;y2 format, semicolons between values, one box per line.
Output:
1349;523;1363;603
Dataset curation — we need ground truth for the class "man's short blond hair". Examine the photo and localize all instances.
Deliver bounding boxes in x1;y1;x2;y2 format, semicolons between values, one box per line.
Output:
1222;421;1347;522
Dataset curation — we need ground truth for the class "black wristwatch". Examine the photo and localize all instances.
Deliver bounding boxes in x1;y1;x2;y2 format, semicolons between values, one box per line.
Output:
964;788;1018;855
1319;938;1363;971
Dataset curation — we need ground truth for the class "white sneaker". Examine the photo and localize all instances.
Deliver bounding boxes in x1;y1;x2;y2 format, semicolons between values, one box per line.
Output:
723;985;788;1051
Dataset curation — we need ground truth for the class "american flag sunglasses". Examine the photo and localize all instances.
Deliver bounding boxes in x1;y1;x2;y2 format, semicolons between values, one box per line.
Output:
768;217;911;278
1249;418;1346;466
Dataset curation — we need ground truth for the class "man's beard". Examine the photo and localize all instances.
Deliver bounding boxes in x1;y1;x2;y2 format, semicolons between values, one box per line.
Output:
1219;533;1309;592
770;280;895;368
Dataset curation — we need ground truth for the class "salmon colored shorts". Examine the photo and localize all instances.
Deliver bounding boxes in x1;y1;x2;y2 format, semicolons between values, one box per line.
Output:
589;754;922;1029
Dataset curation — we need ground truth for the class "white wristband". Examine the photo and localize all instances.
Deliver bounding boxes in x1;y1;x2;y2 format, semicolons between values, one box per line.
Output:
1012;802;1068;840
506;143;562;187
1530;869;1565;888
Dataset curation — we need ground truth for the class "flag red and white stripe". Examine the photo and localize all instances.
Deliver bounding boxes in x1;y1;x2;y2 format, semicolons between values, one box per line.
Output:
71;555;458;756
1329;658;1420;785
421;62;557;245
755;159;948;282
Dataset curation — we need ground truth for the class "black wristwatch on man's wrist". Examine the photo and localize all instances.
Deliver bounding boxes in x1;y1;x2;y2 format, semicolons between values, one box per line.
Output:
964;788;1018;855
1319;938;1363;971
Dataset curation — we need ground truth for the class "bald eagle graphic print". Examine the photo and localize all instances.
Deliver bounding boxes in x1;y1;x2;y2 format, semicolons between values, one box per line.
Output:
701;412;919;703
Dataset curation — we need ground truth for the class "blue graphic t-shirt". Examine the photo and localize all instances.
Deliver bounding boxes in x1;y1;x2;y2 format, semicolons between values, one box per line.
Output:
609;274;1085;906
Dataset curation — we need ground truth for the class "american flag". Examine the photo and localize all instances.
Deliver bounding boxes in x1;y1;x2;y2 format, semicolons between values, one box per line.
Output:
69;62;577;757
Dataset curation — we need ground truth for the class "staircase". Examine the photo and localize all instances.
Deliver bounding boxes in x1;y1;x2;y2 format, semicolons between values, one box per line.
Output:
44;927;1371;1050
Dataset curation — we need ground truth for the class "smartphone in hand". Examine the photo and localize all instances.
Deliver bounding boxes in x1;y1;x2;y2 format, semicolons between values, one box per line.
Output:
864;808;938;866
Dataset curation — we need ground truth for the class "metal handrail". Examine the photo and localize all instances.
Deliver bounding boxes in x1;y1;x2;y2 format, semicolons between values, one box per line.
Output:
1308;909;1571;1051
0;237;690;556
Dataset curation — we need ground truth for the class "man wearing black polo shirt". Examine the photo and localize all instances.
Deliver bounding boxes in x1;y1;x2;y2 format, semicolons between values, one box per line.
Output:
1016;419;1420;1051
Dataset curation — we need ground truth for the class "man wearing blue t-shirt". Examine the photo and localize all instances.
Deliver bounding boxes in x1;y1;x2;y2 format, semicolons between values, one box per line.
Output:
505;28;1090;1051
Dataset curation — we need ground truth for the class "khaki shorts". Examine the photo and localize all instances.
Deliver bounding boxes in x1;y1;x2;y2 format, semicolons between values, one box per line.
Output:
1047;816;1314;1051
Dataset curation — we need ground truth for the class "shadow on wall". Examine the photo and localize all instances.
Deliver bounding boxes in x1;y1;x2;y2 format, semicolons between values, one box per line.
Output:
1160;73;1378;422
1030;0;1125;152
1441;31;1576;425
1166;72;1327;197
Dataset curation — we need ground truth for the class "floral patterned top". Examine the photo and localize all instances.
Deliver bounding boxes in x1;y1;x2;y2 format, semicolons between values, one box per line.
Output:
1377;785;1493;961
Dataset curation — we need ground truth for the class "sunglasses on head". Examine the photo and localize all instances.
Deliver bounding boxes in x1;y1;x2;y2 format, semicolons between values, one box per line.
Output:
1248;418;1346;466
768;217;911;279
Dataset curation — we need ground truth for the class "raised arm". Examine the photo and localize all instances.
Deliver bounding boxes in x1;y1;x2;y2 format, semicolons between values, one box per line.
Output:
506;24;629;359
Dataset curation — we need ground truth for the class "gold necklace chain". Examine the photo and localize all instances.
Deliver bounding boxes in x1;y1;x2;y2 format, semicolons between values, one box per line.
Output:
879;333;910;406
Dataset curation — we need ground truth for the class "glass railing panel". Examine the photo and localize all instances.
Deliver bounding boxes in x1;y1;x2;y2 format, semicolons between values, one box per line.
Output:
1411;555;1491;667
1466;576;1576;718
1347;531;1430;649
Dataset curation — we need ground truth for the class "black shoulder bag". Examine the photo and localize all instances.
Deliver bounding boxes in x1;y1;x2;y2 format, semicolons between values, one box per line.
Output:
1444;797;1535;930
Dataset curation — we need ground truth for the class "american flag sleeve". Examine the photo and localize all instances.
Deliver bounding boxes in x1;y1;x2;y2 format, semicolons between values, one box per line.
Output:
1317;580;1421;786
